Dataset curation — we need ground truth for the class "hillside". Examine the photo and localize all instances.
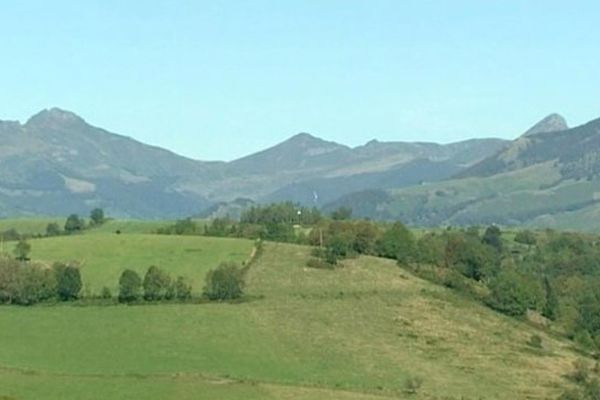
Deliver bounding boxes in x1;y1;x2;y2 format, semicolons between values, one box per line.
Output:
327;115;600;231
0;234;588;399
0;109;218;218
0;109;507;217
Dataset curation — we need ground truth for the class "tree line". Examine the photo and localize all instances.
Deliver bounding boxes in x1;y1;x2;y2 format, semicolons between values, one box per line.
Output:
0;257;247;306
0;208;107;245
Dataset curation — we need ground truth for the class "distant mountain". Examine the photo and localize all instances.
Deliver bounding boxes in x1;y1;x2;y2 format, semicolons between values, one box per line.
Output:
326;114;600;232
0;107;509;218
0;108;216;218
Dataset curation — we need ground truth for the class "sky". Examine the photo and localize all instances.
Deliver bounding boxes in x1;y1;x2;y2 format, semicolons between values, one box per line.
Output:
0;1;598;161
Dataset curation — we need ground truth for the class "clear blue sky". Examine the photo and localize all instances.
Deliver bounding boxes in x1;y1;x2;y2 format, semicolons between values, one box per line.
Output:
1;1;598;161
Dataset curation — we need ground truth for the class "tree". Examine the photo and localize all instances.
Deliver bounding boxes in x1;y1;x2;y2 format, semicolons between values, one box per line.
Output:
376;222;415;263
142;266;171;301
330;207;352;221
54;263;82;301
14;238;31;261
487;269;536;316
118;269;142;303
482;225;503;252
204;262;246;301
0;257;20;303
90;208;105;226
45;222;61;236
64;214;84;234
542;276;559;320
515;230;537;247
13;263;56;305
173;276;192;300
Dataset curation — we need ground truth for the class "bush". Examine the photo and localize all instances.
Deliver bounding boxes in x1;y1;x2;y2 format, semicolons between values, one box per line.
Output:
142;266;171;301
118;269;142;303
204;262;246;301
306;258;335;270
100;286;112;299
527;334;543;349
569;359;590;384
403;376;423;394
13;238;31;261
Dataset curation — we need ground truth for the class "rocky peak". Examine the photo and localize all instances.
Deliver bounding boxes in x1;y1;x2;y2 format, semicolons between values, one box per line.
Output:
25;107;87;130
522;113;568;137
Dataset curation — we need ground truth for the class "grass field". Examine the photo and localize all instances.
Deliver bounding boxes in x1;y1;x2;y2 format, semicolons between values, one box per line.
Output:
6;233;254;294
0;235;587;399
0;218;63;235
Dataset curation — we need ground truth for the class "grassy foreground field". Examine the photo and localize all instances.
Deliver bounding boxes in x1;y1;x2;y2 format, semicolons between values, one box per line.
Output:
0;236;588;399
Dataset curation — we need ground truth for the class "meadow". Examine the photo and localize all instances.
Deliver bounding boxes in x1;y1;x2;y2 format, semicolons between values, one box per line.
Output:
0;227;588;399
15;233;253;294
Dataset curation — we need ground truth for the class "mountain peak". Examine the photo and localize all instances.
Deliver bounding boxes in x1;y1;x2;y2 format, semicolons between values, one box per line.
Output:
25;107;86;128
285;132;323;144
522;113;568;137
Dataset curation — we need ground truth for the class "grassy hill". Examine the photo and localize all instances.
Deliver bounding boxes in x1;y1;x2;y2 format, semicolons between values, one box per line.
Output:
0;233;589;399
9;233;253;294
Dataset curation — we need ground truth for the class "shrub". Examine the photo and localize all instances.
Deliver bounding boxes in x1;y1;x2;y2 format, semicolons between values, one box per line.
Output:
527;334;543;349
13;238;31;261
100;286;112;299
306;258;335;270
403;376;423;394
569;359;590;384
118;269;142;303
204;262;246;301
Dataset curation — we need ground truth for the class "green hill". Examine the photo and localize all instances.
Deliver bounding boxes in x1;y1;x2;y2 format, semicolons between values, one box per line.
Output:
0;234;588;399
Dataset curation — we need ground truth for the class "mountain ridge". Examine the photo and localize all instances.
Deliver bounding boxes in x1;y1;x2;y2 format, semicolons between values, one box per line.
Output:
6;107;596;225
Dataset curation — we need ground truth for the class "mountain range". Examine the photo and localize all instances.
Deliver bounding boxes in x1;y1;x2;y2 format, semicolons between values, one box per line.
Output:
0;108;506;218
2;107;600;231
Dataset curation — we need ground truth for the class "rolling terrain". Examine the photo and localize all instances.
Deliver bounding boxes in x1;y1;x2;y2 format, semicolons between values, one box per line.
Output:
0;227;591;399
326;114;600;232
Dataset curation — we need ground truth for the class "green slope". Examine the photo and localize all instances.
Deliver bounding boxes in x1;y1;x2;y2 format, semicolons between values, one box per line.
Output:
0;238;587;399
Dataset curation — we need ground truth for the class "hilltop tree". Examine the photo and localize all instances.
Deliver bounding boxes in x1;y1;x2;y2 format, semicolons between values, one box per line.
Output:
64;214;84;234
118;269;142;303
90;208;105;226
14;238;31;261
